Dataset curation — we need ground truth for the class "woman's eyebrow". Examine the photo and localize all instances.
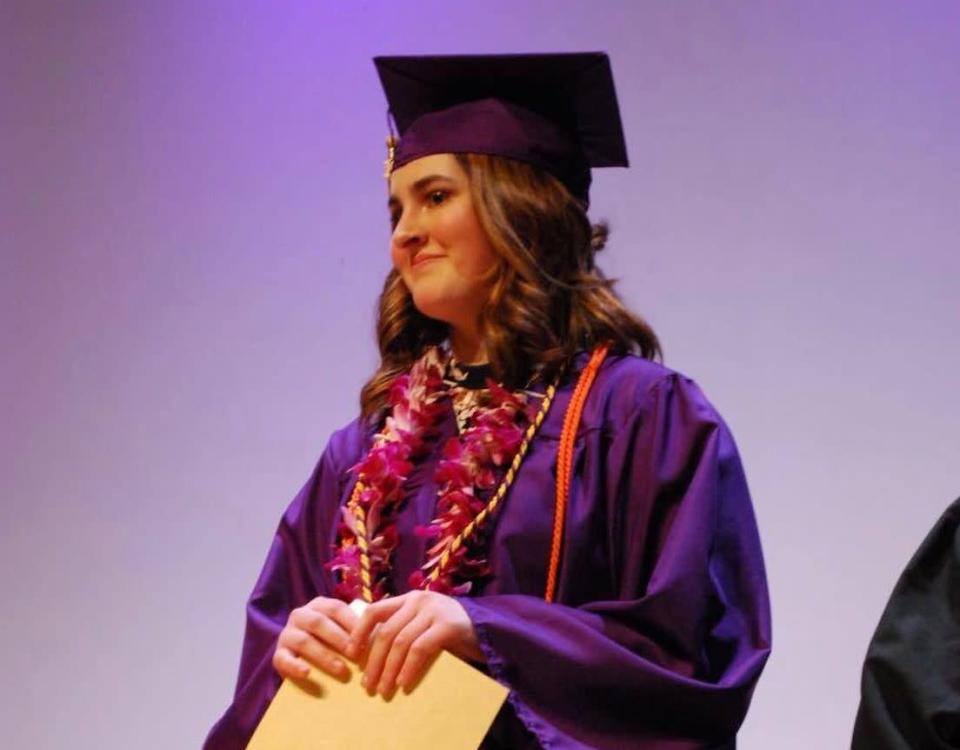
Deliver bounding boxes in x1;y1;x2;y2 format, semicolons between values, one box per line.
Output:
387;174;456;207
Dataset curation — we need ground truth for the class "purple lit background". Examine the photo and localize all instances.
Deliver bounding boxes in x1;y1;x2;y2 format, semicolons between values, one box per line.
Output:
2;2;958;748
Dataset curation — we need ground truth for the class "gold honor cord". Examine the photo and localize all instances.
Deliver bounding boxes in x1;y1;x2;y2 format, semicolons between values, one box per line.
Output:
348;480;375;603
422;379;559;588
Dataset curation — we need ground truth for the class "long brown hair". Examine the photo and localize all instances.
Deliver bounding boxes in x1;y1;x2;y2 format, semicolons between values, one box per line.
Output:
359;153;660;419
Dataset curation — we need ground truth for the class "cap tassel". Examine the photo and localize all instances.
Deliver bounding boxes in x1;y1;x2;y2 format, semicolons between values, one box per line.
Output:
384;134;397;178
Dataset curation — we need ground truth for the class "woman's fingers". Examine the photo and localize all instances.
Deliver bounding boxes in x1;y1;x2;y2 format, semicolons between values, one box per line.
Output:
292;605;351;656
346;595;406;660
273;596;359;678
276;624;350;680
374;613;432;696
279;624;350;678
360;598;419;693
345;591;481;696
309;596;360;639
272;645;312;680
397;625;447;693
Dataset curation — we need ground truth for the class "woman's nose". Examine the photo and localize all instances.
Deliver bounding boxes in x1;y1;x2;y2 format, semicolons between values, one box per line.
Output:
392;213;426;250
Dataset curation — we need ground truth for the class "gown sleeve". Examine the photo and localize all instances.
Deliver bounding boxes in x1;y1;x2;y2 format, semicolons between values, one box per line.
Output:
202;421;363;750
459;372;772;750
851;498;960;750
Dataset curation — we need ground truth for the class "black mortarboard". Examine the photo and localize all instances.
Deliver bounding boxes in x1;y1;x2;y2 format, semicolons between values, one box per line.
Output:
373;52;629;207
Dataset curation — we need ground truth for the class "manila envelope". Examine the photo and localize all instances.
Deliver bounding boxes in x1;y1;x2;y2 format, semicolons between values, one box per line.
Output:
247;613;508;749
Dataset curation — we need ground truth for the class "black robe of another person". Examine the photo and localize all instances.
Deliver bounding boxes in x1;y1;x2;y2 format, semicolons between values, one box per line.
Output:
852;497;960;749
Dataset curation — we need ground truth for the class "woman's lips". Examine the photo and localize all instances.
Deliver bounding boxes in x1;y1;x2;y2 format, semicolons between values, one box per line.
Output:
412;253;442;268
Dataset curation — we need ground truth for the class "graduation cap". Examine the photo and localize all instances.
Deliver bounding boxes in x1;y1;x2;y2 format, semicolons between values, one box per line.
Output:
373;52;629;207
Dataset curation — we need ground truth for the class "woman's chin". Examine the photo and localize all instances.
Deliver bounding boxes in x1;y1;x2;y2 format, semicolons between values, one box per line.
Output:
410;295;458;325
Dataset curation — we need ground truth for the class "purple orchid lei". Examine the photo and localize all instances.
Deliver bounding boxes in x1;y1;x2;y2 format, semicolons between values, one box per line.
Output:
326;346;533;602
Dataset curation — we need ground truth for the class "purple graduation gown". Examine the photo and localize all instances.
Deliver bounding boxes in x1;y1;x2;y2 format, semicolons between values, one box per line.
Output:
204;354;771;749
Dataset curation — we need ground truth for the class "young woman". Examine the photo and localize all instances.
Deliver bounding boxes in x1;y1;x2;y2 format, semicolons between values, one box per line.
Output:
205;52;771;749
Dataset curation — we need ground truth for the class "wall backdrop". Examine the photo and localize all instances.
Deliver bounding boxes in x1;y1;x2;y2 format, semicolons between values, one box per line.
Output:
3;1;958;747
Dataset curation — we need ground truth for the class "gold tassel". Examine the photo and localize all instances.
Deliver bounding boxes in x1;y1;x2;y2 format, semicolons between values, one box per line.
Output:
383;134;397;178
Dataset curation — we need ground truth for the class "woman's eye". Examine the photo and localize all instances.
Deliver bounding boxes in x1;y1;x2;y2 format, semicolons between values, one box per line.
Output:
428;190;448;205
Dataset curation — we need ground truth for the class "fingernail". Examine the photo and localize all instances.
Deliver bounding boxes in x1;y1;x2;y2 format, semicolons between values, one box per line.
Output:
332;659;345;672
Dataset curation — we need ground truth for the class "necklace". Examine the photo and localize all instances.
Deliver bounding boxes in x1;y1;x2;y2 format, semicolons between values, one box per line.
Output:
445;358;490;433
326;346;559;602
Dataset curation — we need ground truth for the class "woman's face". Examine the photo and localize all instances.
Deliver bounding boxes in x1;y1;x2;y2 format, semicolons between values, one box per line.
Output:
388;153;497;331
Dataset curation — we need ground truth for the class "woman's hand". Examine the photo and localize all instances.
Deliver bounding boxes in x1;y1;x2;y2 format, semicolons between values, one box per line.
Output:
346;590;483;697
273;596;360;682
